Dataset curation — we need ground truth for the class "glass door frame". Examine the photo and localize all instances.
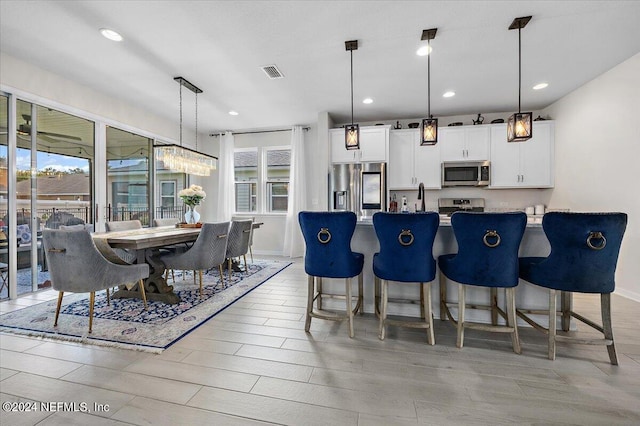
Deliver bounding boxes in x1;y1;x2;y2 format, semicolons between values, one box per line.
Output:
0;85;180;299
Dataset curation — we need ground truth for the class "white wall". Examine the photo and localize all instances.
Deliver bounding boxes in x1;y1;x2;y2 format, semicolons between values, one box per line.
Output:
542;53;640;301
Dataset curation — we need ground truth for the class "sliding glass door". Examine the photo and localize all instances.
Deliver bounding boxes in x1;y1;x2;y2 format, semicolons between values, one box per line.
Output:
1;100;95;297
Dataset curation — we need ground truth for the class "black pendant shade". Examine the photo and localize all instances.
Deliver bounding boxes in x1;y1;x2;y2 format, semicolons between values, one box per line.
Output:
420;28;438;145
507;16;533;142
345;40;359;150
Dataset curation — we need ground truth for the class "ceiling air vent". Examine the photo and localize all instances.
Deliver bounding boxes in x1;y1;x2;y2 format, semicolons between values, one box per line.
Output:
261;64;284;79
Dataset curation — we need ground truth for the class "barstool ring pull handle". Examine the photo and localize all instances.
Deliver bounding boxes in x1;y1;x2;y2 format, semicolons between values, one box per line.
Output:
483;230;501;248
398;229;414;246
317;228;332;244
586;231;606;250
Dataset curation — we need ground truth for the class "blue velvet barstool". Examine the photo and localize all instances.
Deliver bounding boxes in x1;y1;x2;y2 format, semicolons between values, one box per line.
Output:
518;212;627;364
439;212;527;353
373;212;439;343
298;211;364;338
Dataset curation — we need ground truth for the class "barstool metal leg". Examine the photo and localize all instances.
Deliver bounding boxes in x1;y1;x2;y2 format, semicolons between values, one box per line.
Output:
424;281;434;345
305;275;314;332
490;287;498;326
379;279;387;340
506;287;521;354
420;284;426;319
601;293;618;365
457;284;465;348
374;276;381;318
549;289;557;360
357;272;364;315
561;291;571;332
439;270;447;321
317;277;323;310
346;277;354;338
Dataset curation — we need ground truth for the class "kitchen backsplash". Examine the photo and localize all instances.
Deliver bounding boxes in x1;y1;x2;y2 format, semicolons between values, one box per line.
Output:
389;187;561;213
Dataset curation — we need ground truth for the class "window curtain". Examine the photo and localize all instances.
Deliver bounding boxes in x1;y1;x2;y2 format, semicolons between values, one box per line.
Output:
216;132;235;222
282;125;307;258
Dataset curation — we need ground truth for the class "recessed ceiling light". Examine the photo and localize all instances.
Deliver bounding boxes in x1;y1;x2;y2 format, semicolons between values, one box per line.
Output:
229;111;239;116
443;91;456;98
416;45;433;56
362;98;373;104
100;28;123;42
533;82;548;90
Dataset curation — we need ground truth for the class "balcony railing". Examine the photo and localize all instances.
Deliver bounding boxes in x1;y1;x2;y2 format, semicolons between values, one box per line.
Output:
1;206;186;228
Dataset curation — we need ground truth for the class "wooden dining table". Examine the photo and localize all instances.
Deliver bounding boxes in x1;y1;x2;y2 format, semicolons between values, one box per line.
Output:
93;226;201;304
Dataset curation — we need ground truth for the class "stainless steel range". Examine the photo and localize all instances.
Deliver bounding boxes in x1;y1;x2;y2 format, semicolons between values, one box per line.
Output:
438;198;485;216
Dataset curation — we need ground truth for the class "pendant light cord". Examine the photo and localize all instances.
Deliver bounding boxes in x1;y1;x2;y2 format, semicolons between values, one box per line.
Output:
350;49;354;126
179;82;183;147
518;26;522;114
195;92;198;151
427;39;431;118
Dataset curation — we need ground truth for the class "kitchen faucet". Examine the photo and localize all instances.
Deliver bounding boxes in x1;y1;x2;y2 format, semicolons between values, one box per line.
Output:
417;182;426;212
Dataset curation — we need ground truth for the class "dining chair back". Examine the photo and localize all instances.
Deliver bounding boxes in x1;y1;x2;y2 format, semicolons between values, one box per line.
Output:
232;215;256;263
43;227;149;333
104;220;142;264
153;218;179;227
518;212;627;364
225;219;253;281
160;222;230;295
105;220;143;232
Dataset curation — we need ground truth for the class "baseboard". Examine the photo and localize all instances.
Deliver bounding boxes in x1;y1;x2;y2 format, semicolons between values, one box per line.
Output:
616;287;640;303
253;249;288;257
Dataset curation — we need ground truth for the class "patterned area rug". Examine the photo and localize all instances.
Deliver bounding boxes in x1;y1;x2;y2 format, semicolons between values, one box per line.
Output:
0;260;291;352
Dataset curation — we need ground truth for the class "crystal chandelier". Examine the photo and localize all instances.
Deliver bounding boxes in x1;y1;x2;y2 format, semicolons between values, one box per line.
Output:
154;77;217;176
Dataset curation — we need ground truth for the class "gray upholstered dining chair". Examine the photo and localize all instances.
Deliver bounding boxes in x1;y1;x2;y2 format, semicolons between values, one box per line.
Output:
104;220;142;264
105;219;143;232
43;227;149;333
159;222;229;296
232;215;255;263
225;219;253;282
153;218;179;227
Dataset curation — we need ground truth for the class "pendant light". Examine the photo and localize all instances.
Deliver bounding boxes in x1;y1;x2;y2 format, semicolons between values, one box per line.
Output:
507;16;533;142
420;28;438;145
154;77;218;176
345;40;359;150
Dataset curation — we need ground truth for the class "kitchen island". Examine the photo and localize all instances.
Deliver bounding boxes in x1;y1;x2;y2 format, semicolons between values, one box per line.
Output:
318;217;556;327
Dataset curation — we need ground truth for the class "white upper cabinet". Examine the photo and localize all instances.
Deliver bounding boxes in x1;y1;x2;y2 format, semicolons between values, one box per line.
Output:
440;125;491;161
490;121;555;188
330;125;390;163
389;129;441;189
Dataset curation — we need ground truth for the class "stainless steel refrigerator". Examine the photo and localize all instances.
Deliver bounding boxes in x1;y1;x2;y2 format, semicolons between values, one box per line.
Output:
329;162;386;218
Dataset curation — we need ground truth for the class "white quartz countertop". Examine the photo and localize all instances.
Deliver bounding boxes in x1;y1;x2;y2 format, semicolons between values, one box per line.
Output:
356;214;543;227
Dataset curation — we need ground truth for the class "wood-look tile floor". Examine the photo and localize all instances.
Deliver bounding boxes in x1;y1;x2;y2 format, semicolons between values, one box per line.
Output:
1;257;639;425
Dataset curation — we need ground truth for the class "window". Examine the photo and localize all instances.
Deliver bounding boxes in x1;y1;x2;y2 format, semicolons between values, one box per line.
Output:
234;147;290;214
234;149;258;212
266;149;290;212
160;181;176;208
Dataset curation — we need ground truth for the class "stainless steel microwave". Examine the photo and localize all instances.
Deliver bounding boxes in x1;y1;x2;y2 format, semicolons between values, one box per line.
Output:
441;161;490;187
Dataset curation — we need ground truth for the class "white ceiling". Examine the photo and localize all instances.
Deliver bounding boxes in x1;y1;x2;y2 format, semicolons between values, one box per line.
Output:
1;1;640;134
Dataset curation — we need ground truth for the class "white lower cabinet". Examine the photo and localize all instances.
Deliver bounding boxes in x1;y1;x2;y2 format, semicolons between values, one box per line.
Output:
490;121;554;188
389;129;441;189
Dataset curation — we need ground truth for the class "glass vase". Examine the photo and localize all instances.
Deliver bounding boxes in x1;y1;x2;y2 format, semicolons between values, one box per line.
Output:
185;205;200;224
